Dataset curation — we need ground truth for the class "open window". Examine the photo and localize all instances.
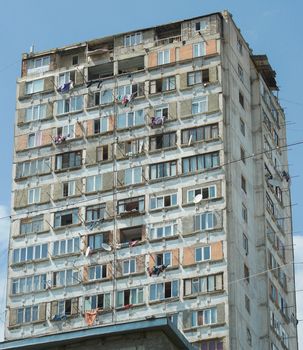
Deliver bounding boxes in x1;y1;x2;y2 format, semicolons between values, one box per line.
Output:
119;225;144;244
88;62;114;80
118;56;144;75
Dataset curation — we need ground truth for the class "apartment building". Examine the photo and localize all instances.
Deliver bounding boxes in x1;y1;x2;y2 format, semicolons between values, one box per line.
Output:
5;10;298;350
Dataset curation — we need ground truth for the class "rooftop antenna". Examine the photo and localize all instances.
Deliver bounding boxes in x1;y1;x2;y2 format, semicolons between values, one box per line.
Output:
29;44;35;54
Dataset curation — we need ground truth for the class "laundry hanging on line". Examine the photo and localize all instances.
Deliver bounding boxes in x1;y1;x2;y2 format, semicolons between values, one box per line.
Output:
148;264;168;277
85;309;99;326
57;80;74;93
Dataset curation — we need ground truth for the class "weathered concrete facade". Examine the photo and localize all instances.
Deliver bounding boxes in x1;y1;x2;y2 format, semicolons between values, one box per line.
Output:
6;10;297;350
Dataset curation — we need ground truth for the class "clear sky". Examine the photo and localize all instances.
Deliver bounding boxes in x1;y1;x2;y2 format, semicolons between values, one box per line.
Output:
0;0;302;346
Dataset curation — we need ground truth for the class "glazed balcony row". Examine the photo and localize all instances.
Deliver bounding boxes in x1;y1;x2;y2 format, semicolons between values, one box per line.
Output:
20;14;221;79
18;37;220;102
13;149;222;209
9;240;224;295
16;65;220;129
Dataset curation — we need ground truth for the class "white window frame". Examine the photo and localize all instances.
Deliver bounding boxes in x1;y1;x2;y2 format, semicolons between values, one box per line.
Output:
88;265;107;281
57;124;75;139
192;96;208;114
124;167;142;185
53;237;80;256
194;19;208;31
150;193;177;210
194;212;217;231
28;132;42;148
195;246;211;262
53;269;79;287
117;109;145;129
26;79;44;94
25;104;47;122
27;56;50;73
157;49;170;65
124;32;142;47
122;259;136;275
187;184;217;203
62;180;76;197
86;175;102;193
28;187;41;205
150;222;178;240
193;42;206;57
192;307;217;327
57;96;83;115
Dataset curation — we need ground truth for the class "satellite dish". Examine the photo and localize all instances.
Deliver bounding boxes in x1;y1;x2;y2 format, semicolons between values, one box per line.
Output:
102;243;112;251
85;246;91;257
193;194;203;204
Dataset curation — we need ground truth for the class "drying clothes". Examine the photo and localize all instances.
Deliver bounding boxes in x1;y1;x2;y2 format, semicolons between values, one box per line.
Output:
57;80;74;93
52;314;67;322
54;135;66;144
148;264;168;277
151;116;164;127
85;309;98;326
129;240;139;247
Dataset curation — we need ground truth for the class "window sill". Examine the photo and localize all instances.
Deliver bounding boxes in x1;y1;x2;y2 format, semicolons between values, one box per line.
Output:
56;109;84;118
116;271;145;279
148;234;179;243
53;194;82;202
82;277;112;285
180;166;222;179
116;302;146;311
12;229;50;238
8;319;46;329
116;124;146;132
148;89;177;97
118;211;145;218
51;252;81;260
15;172;52;182
11;258;49;267
17;116;54;127
180;137;221;148
50;283;81;290
16;143;53;154
149;205;179;213
183;289;225;300
149;174;179;184
18;90;54;101
148;297;179;305
54;166;82;174
87;130;114;140
53;223;82;232
183;322;225;332
148;146;178;155
182;196;222;208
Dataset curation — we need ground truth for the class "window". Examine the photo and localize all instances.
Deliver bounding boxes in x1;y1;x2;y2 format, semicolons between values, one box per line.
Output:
237;37;243;55
25;104;47;122
58;71;75;86
187;70;210;86
149;280;179;301
52;298;78;318
238;64;244;82
13;244;48;264
56;124;75;139
242;203;248;222
125;139;144;156
192;96;208;114
150;222;178;240
88;265;107;281
239;91;244;109
241;175;247;193
86;175;102;193
27;187;41;204
118;196;145;214
122;259;136;275
54;208;79;228
150;193;177;210
97;89;114;105
26;79;44;94
16;157;51;179
27;56;50;72
240;118;245;136
84;293;110;311
182;152;219;174
245;295;250;314
194;212;218;231
53;269;79;287
124;167;142;185
243;233;249;255
120;226;143;244
27;132;41;148
244;264;250;283
154;106;168;122
157;49;170;65
94;116;112;134
150;132;176;151
195;246;211;262
150;161;177;180
86;204;105;223
150;76;176;94
155;252;172;266
72;55;79;65
12;274;47;295
124;32;142;46
193;42;205;57
187;185;217;203
20;215;44;235
195;19;208;31
266;193;275;216
240;147;246;163
57;96;83;115
273;130;279;147
117;109;144;129
14;305;40;325
181;124;219;144
96;145;109;162
116;288;143;308
192;307;217;327
53;237;80;256
62;181;76;197
200;339;224;350
184;273;223;296
88;232;110;250
55;151;82;170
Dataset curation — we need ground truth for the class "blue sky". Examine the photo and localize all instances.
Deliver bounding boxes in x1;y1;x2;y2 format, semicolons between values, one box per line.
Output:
0;0;302;346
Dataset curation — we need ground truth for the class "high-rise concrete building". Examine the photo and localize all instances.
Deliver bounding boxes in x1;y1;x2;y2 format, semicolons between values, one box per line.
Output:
5;10;298;350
